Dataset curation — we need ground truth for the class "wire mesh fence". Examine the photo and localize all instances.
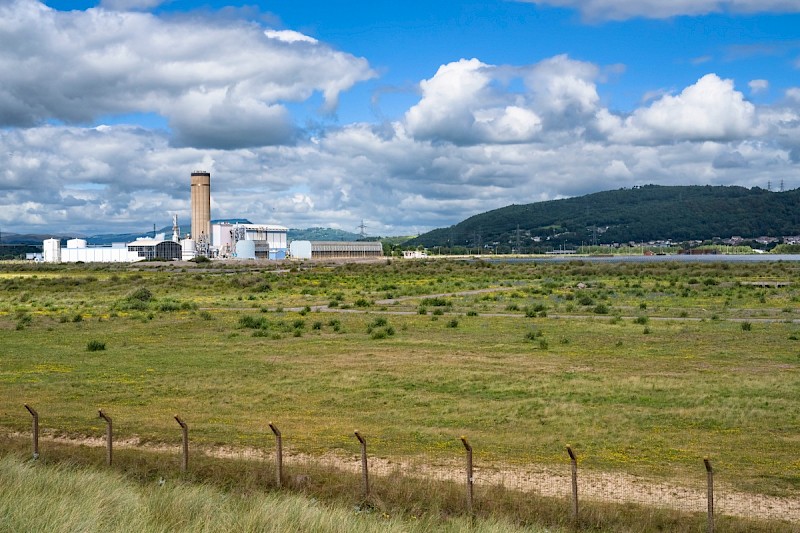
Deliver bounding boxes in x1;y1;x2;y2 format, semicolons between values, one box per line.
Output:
9;404;800;531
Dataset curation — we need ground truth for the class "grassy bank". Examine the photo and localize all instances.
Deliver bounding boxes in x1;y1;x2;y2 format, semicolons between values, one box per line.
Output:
0;454;539;533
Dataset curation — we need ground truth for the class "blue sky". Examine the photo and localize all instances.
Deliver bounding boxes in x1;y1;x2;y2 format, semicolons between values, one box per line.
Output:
2;0;800;236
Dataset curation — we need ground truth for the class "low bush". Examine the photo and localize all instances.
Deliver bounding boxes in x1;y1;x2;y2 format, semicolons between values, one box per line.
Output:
86;340;106;351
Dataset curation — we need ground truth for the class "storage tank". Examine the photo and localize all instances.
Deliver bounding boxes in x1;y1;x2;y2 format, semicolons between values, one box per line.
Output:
43;238;61;263
235;239;256;259
66;238;87;249
181;238;197;260
289;240;312;259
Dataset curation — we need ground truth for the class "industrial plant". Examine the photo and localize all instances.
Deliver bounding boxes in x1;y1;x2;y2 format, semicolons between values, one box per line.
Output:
43;170;288;263
42;170;381;263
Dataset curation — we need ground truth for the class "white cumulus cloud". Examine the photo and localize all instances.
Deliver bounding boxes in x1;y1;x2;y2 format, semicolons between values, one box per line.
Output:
609;74;757;144
748;79;769;94
516;0;800;21
0;0;374;148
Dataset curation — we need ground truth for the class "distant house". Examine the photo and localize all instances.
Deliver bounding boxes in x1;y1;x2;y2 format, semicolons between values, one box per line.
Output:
403;250;427;259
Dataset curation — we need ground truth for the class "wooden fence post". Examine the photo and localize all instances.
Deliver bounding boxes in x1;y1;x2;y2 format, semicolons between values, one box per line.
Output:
269;422;283;488
98;409;113;466
567;445;578;520
174;415;188;472
704;457;715;533
354;430;369;498
461;436;474;516
23;404;39;460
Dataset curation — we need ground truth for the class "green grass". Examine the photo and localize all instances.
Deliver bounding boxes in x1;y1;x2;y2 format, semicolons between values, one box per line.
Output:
0;259;799;528
0;454;544;533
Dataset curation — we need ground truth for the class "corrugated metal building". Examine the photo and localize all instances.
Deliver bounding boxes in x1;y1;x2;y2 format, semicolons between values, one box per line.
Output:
303;241;383;259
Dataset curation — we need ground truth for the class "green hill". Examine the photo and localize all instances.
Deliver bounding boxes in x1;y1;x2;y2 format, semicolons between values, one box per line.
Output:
407;185;800;251
288;227;361;241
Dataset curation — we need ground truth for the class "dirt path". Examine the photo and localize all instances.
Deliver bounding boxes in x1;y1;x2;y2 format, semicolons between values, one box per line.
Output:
14;432;799;524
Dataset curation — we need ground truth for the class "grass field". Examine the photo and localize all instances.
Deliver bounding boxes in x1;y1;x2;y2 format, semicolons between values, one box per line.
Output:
0;258;798;528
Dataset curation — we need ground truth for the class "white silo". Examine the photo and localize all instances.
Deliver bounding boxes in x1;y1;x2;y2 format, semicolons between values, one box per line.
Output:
235;239;256;259
43;239;61;263
66;238;87;249
181;238;197;260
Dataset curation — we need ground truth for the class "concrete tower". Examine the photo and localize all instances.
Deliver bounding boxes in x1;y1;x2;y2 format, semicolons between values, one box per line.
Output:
190;171;211;240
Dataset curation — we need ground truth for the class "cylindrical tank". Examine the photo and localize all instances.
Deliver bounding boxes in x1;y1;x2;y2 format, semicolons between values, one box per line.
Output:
289;240;312;259
43;239;61;263
180;238;197;260
66;238;87;249
235;239;256;259
190;170;211;241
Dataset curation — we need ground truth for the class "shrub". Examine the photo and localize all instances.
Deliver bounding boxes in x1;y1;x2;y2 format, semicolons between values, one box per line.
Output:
741;321;752;331
538;339;549;350
633;316;649;325
421;297;450;307
253;282;272;293
159;301;181;312
87;340;106;352
447;319;459;328
72;314;83;323
238;315;267;329
432;308;444;316
466;310;478;316
417;306;427;315
198;311;213;320
593;304;609;315
128;287;153;302
354;298;372;308
312;321;323;330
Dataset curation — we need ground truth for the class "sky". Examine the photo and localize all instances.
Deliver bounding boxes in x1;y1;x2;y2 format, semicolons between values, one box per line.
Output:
1;0;800;237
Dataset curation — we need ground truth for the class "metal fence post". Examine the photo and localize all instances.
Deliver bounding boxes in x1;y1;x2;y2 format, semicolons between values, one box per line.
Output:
704;457;715;533
174;415;188;472
567;445;578;520
269;422;283;488
23;404;39;460
461;436;474;516
354;430;369;498
98;409;113;466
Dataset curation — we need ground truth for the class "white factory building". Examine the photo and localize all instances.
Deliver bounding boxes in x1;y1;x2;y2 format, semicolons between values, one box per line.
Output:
212;222;288;260
43;236;183;263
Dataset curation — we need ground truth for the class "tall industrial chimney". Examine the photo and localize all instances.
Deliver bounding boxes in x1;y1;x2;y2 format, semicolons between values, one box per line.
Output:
190;170;211;240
